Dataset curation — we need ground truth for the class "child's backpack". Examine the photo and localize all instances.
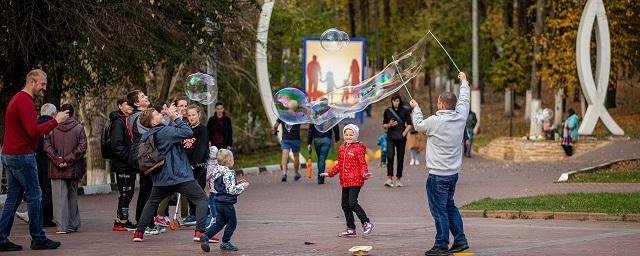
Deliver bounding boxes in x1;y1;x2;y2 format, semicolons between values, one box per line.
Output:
100;122;114;159
137;134;165;175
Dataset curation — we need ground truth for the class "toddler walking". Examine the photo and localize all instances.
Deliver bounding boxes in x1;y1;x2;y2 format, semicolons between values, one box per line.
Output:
321;124;374;237
201;149;249;252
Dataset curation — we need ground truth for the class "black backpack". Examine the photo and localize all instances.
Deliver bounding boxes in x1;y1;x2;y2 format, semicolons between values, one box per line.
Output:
101;122;114;159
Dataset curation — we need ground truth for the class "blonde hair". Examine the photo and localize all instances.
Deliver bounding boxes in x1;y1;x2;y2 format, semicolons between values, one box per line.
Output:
187;105;201;114
139;109;156;128
216;149;234;167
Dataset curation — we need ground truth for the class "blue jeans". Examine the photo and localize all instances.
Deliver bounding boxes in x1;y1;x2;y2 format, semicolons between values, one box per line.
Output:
208;193;217;219
313;137;332;176
0;154;47;243
427;174;467;248
203;203;236;243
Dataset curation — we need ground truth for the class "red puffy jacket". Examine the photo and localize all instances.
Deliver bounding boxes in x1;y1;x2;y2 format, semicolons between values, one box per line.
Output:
327;142;369;187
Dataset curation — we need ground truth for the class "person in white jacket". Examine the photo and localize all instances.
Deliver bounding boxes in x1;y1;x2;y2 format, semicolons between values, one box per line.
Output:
409;72;470;256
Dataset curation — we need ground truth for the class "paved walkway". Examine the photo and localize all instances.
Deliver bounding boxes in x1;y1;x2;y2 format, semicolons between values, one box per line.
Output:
3;116;640;255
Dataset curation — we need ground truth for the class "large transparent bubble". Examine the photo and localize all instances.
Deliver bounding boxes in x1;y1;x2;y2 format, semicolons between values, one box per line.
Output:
185;72;217;105
320;28;350;52
272;34;428;132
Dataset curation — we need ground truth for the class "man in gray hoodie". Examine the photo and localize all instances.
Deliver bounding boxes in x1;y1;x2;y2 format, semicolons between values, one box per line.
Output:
410;72;470;255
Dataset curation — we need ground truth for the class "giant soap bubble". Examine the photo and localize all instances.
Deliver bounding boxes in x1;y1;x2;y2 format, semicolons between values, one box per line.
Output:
272;34;428;132
320;28;350;52
185;72;217;105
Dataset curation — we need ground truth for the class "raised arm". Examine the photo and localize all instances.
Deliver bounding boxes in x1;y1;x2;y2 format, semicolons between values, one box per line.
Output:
455;72;470;118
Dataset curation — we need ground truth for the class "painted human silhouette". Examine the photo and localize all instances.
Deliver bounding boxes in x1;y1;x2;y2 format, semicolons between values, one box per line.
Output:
342;59;361;103
321;71;337;103
306;55;322;100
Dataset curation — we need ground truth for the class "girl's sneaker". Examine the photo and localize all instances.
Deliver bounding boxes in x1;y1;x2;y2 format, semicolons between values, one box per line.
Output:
154;216;170;227
338;229;357;238
363;222;375;235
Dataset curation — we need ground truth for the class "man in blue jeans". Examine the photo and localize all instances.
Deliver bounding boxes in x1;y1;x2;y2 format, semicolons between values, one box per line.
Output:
307;124;340;184
410;72;470;255
0;69;68;251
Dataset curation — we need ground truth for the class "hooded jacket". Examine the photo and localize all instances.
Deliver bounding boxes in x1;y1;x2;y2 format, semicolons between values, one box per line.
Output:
140;118;195;186
44;117;88;180
327;131;369;188
109;110;135;173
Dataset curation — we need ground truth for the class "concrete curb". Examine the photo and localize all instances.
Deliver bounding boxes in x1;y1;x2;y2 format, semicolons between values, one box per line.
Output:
461;209;639;222
557;157;640;182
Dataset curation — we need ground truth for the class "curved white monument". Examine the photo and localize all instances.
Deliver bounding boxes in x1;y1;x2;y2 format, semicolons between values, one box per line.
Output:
576;0;624;135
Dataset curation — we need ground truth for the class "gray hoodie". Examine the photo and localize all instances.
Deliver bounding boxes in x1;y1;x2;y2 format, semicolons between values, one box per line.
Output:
128;110;150;136
411;80;470;176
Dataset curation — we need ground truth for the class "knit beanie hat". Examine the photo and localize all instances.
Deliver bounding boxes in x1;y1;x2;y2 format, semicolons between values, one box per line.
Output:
343;124;360;141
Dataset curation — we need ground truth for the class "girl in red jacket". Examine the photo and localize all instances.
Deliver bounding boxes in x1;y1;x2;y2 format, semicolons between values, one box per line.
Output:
321;124;374;237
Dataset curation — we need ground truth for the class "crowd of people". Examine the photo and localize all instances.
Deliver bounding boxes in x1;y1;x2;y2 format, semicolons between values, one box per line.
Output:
0;69;495;256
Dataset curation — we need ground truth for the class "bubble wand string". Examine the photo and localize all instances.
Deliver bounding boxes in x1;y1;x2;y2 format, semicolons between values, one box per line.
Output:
428;30;461;73
391;55;414;101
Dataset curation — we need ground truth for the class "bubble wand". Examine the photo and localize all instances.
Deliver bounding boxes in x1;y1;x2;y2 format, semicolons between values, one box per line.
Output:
427;30;461;73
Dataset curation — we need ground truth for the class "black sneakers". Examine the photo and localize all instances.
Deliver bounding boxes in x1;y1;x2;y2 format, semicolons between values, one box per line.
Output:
424;245;449;256
30;238;61;250
448;242;469;253
0;241;23;251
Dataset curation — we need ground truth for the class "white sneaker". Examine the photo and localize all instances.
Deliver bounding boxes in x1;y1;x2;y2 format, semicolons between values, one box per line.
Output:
409;159;415;166
395;179;404;187
144;227;160;235
415;160;420;165
15;211;29;223
384;179;395;187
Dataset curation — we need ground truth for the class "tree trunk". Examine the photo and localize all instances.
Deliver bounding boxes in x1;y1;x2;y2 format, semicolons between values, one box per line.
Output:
524;89;531;120
348;0;357;36
528;0;544;137
373;0;381;69
382;0;390;26
554;88;564;127
530;0;544;101
505;88;514;117
359;0;368;39
158;65;176;104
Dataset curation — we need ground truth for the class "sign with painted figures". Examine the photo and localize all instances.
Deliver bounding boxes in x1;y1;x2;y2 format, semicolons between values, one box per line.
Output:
302;37;366;124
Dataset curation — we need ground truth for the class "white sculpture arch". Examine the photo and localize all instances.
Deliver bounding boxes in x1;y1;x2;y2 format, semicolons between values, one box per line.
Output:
576;0;624;135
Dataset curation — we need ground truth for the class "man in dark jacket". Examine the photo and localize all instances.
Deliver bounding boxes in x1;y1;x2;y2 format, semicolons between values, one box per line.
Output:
463;110;477;158
207;102;232;149
37;103;57;227
109;99;137;231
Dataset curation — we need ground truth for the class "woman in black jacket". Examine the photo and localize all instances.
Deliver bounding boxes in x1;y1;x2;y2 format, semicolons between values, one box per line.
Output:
109;99;137;231
183;105;211;224
207;102;232;149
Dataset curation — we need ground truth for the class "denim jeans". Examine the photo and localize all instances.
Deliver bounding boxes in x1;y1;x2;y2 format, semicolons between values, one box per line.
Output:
204;203;236;243
314;137;332;176
208;193;217;219
0;154;47;243
427;174;467;248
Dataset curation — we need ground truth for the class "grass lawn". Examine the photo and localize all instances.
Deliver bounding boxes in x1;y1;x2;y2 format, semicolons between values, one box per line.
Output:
568;169;640;183
461;192;640;214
